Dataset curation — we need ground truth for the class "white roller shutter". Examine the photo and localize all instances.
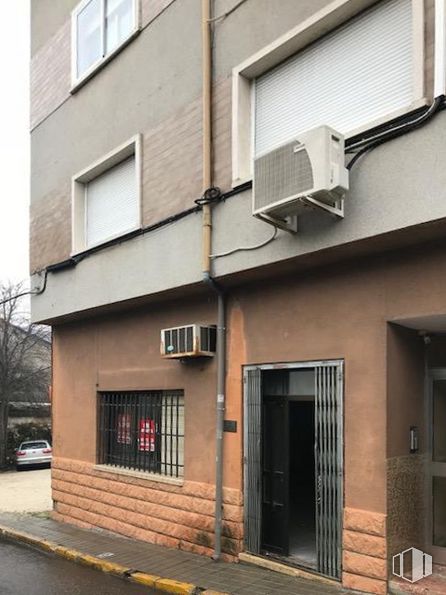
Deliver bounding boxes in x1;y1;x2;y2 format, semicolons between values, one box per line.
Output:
86;156;138;247
255;0;414;157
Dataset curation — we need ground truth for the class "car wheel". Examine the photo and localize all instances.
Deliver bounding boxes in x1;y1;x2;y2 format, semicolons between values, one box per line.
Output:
16;466;23;472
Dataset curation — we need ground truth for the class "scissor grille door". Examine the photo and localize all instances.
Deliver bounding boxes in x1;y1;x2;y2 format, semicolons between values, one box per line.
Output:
243;361;343;580
315;362;343;578
244;368;262;554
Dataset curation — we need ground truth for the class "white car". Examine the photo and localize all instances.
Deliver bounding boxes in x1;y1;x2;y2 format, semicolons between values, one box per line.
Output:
16;440;52;470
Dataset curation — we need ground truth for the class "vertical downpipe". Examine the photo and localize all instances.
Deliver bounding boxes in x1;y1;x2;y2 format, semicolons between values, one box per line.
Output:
202;0;212;276
208;275;226;561
201;0;226;561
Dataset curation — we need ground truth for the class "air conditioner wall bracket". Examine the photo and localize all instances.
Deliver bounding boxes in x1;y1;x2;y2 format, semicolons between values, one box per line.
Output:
254;212;298;233
300;195;344;219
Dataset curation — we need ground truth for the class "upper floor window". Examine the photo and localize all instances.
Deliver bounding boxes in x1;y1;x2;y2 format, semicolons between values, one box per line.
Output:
254;0;415;157
232;0;425;182
72;135;142;253
86;155;138;247
72;0;138;85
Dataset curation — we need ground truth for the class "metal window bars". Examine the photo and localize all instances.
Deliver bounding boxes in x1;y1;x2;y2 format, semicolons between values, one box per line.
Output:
98;390;184;478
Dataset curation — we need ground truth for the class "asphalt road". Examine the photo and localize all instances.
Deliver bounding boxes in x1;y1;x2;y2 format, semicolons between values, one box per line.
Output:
0;537;156;594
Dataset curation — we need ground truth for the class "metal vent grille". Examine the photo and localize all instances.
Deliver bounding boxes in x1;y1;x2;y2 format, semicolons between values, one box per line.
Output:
163;326;194;356
254;141;314;212
200;326;216;353
161;325;216;358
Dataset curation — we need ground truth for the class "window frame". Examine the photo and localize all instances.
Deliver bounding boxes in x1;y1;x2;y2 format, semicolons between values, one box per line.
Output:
96;390;185;481
71;134;142;254
71;0;140;90
231;0;426;186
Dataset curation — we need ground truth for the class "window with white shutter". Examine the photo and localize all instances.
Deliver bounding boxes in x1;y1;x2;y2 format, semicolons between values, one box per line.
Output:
72;135;141;253
254;0;415;157
86;156;138;247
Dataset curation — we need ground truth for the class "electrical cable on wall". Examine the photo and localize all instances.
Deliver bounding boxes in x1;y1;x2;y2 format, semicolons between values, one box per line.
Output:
346;95;446;170
0;270;48;306
208;0;248;23
195;186;222;206
210;226;278;259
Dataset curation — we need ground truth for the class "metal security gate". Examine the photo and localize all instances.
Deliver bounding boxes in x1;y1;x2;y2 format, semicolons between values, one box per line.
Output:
243;361;343;580
315;363;343;579
244;368;262;554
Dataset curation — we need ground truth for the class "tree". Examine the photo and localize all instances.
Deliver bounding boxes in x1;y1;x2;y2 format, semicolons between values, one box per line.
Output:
0;282;51;468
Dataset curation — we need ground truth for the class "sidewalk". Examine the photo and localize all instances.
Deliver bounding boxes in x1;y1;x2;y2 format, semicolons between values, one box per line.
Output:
0;512;350;595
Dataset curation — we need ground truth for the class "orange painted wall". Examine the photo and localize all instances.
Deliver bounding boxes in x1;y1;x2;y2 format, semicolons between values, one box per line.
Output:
53;241;446;517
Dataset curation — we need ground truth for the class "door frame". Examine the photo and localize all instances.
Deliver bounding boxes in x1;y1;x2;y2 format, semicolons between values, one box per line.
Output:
426;368;446;565
243;359;344;578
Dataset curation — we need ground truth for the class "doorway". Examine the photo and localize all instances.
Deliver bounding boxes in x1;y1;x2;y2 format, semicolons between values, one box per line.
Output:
289;401;316;566
244;361;343;579
428;370;446;566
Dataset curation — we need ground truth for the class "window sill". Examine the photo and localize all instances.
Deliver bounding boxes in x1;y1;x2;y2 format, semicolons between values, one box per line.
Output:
94;464;184;486
71;28;140;94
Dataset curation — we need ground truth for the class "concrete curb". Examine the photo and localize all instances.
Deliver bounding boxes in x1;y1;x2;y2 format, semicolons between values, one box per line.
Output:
239;552;338;586
0;524;228;595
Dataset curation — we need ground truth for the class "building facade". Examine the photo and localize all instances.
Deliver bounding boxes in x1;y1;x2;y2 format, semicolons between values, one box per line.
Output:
31;0;446;593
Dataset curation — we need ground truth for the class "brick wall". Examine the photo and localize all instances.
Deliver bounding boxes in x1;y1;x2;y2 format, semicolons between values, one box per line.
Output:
141;76;232;227
30;21;71;131
342;508;387;595
30;183;72;273
51;457;243;560
142;95;203;225
30;0;177;131
29;76;233;273
212;77;232;193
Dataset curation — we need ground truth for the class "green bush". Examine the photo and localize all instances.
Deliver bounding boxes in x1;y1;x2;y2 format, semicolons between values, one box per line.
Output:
5;422;52;467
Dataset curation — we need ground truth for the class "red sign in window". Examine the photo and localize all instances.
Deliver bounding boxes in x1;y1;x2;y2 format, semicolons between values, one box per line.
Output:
138;418;156;452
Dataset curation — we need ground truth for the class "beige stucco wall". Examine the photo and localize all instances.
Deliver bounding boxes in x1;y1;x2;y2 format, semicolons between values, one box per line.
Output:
30;0;442;311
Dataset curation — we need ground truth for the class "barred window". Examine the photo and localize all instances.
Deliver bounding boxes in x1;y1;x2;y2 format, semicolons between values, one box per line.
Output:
98;391;184;478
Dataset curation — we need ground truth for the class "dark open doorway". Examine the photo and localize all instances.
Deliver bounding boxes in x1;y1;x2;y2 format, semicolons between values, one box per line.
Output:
244;361;342;579
260;370;316;568
289;400;316;567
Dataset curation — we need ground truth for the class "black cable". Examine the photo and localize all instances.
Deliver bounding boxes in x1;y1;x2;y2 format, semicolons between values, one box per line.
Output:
347;96;445;170
208;0;248;23
27;181;253;292
0;270;48;307
195;186;222;206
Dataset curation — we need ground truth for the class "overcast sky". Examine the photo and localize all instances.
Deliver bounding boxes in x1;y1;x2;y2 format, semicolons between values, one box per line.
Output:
0;2;30;288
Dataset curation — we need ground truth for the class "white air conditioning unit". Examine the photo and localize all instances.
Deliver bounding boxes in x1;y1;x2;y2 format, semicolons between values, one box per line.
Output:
253;125;349;226
160;324;216;359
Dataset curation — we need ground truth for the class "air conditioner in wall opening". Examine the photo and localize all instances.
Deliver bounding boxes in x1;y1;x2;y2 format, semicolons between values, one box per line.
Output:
160;324;216;359
253;125;349;228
